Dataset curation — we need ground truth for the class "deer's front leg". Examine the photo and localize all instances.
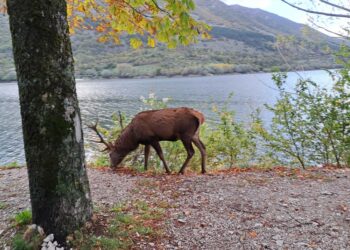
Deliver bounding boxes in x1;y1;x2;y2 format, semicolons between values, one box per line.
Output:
151;141;171;174
144;144;150;171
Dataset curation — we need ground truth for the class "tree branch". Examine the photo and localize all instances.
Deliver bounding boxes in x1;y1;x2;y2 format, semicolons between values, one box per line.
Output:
281;0;350;18
319;0;350;13
309;19;349;38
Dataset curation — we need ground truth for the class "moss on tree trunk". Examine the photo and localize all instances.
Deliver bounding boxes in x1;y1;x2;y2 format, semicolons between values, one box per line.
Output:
6;0;92;242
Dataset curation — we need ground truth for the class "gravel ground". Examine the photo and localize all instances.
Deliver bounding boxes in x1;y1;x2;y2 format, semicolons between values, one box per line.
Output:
1;167;350;249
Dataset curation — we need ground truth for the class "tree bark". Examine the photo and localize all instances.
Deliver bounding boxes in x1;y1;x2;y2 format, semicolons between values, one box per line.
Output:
6;0;92;242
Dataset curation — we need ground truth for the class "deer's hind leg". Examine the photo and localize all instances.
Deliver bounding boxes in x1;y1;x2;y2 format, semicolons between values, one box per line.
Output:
151;141;171;174
179;138;195;175
144;144;150;171
192;136;207;174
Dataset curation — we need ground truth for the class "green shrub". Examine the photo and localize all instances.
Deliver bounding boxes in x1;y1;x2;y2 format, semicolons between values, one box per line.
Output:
14;210;32;226
254;71;350;168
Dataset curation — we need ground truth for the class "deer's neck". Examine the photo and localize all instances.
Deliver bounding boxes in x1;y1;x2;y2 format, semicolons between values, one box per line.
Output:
115;125;139;154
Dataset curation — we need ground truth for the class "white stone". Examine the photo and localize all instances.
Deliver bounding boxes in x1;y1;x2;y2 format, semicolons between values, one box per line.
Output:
177;219;186;224
47;241;55;250
43;234;54;243
37;226;45;236
276;240;284;247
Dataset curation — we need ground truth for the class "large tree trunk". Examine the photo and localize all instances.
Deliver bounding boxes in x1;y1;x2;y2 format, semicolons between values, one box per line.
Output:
6;0;92;242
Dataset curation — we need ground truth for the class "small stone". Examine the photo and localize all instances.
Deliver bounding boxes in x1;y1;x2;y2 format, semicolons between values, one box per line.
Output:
37;226;45;236
276;240;284;247
296;242;308;247
149;242;155;247
43;234;54;243
183;210;191;216
272;235;281;240
47;241;55;250
321;191;333;195
177;219;186;224
254;223;263;228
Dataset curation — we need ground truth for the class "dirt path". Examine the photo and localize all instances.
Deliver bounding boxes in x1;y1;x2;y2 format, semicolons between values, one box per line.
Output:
1;167;350;249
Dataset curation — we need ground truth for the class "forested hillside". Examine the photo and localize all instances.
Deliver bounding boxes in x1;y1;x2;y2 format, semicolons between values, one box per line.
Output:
0;0;341;81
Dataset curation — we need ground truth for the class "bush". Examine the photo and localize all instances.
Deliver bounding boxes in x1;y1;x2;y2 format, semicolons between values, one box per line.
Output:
14;209;32;226
100;69;115;78
254;71;350;168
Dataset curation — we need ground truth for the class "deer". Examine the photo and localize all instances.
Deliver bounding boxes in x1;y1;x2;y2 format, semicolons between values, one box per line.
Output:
88;107;207;174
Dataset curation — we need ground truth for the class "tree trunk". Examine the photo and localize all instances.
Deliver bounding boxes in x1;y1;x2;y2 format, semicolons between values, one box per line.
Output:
6;0;92;242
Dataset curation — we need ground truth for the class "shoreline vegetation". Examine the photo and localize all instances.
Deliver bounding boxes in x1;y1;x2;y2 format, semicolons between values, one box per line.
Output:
0;66;342;84
1;69;349;170
91;69;349;171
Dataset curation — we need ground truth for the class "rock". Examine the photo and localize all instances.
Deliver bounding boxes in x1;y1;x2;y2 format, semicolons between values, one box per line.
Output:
37;226;45;236
296;242;309;247
254;223;263;228
321;191;333;195
276;240;284;247
272;235;281;240
43;234;54;243
177;219;186;224
47;241;55;250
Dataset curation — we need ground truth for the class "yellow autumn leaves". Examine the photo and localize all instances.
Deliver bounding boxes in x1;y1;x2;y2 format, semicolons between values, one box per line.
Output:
66;0;211;49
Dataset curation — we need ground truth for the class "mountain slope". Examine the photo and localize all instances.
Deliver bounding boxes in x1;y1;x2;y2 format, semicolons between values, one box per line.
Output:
0;1;340;81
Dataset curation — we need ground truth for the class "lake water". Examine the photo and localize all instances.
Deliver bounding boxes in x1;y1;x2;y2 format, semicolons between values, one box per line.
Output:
0;70;334;165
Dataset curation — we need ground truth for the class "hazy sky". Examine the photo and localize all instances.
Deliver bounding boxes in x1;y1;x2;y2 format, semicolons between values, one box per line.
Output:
220;0;347;36
220;0;308;24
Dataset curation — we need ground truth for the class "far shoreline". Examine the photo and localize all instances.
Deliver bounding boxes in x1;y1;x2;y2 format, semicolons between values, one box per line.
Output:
0;67;341;84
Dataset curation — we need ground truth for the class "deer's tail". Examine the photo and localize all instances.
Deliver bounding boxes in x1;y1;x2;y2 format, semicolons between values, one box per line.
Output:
190;109;205;125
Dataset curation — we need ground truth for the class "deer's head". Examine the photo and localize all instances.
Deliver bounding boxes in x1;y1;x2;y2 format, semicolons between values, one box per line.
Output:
88;121;125;169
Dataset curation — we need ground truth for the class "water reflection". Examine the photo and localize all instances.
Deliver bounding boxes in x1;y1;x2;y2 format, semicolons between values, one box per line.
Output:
0;70;333;165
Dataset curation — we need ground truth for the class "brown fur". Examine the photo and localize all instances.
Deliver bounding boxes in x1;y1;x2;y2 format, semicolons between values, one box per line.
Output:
110;107;207;174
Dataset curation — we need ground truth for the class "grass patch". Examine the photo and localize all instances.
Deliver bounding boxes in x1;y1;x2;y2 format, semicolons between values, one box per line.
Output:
0;161;21;170
89;155;110;169
0;201;7;209
12;233;42;250
70;200;166;249
14;210;32;226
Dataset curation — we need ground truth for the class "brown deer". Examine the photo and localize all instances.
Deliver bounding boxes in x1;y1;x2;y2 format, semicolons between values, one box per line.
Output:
89;107;207;174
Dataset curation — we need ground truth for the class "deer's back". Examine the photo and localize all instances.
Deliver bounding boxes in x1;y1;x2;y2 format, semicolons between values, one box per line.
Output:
131;108;204;142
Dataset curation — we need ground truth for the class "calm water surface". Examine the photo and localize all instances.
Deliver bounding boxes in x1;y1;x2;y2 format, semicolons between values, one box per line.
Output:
0;70;333;165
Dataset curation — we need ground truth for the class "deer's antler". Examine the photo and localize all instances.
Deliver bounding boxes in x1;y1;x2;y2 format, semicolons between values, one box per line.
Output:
88;119;113;151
